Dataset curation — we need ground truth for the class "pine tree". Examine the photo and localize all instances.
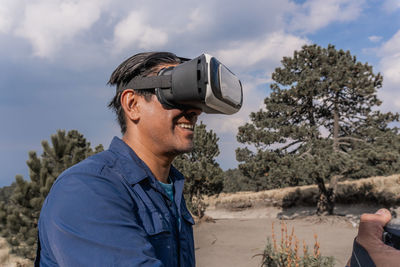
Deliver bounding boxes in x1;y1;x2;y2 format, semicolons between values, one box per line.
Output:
173;122;223;218
0;183;16;203
0;129;103;259
236;44;400;215
222;168;253;193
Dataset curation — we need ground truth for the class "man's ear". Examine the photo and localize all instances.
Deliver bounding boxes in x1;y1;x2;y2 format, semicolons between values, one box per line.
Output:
120;89;140;122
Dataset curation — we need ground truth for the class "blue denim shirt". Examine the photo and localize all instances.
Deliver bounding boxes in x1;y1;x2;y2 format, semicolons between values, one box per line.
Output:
36;137;195;267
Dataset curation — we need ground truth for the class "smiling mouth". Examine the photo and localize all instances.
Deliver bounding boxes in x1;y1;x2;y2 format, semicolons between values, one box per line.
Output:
176;123;195;131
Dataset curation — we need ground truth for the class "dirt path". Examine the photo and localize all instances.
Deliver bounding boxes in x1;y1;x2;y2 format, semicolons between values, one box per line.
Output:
193;205;379;267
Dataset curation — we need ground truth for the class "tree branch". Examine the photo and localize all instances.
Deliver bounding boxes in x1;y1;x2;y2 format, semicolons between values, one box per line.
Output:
337;137;366;142
300;148;312;158
338;142;351;146
280;140;303;152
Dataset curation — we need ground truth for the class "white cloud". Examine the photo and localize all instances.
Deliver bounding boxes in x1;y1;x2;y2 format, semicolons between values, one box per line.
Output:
184;7;207;32
14;0;108;58
368;35;383;43
203;115;246;134
382;0;400;13
380;30;400;84
0;0;306;61
0;0;24;34
112;10;168;53
290;0;365;33
377;30;400;111
215;31;310;73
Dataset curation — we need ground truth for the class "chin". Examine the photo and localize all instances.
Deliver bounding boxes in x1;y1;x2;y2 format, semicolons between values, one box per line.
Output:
174;144;194;155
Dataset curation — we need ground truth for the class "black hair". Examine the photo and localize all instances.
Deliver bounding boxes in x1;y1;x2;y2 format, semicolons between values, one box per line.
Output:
108;52;184;134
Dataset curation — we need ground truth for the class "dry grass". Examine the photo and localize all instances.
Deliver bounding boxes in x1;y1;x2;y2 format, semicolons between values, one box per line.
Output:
206;174;400;210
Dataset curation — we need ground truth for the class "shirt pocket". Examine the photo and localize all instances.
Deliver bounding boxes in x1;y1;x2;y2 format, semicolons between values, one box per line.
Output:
140;210;176;265
181;207;195;226
140;210;171;238
180;206;195;245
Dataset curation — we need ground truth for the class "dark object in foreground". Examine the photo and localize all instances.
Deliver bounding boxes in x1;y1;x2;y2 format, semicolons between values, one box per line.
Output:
383;219;400;249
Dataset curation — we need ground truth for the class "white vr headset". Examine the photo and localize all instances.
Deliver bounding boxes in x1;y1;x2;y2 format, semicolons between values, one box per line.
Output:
118;54;243;115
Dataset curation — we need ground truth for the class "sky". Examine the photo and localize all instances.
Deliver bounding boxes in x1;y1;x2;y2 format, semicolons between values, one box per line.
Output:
1;0;400;186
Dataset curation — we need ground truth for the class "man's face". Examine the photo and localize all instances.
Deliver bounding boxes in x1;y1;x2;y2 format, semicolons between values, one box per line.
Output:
134;63;202;157
137;93;201;156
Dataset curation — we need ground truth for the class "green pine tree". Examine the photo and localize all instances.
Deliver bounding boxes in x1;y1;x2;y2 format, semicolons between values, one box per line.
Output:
222;168;254;193
0;129;103;259
236;44;400;215
173;122;223;218
0;183;16;203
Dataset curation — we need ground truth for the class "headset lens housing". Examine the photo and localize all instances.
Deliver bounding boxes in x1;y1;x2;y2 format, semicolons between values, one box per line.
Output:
118;53;243;114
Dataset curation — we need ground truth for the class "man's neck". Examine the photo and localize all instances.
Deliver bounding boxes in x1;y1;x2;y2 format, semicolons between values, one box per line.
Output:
122;135;172;184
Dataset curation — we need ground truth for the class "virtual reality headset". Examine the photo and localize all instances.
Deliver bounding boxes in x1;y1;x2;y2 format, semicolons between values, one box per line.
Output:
118;54;243;115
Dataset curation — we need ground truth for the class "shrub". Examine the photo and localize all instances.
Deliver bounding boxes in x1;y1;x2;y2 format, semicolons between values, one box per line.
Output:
259;221;335;267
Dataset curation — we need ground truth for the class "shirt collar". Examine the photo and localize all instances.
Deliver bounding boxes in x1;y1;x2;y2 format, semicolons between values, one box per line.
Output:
108;137;185;198
108;136;149;185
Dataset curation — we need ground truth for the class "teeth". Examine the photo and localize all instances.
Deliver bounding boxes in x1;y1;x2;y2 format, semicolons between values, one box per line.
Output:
177;123;194;130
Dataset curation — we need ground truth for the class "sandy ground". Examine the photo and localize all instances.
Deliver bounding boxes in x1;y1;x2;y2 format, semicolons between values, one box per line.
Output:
194;204;382;267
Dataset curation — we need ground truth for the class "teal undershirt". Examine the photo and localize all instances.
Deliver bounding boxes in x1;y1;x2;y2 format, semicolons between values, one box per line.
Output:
158;180;174;202
158;180;181;230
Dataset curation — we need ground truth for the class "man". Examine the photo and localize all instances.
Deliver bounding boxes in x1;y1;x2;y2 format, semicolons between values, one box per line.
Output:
36;52;200;266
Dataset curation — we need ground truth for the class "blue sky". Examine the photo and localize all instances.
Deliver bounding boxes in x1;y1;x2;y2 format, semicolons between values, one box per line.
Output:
1;0;400;187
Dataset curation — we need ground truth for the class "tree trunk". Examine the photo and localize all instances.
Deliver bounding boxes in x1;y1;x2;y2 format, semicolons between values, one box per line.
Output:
196;189;201;218
333;100;339;152
195;189;206;219
316;190;335;215
315;177;336;215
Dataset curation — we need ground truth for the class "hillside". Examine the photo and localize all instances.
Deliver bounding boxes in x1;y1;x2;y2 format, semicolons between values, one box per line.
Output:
205;174;400;213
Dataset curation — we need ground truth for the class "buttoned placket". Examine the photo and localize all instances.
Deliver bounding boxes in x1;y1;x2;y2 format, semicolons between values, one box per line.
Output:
146;175;182;261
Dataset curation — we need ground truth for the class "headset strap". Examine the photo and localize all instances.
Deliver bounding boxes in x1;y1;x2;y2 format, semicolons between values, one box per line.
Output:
117;75;172;92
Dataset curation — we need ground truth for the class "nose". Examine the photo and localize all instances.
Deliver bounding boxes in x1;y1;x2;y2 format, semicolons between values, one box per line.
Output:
183;108;202;122
185;108;202;117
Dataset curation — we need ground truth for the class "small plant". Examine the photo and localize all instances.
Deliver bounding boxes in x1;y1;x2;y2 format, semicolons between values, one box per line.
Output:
259;221;335;267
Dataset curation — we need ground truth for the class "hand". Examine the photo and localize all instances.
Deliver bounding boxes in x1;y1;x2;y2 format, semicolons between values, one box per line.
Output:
354;209;400;267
